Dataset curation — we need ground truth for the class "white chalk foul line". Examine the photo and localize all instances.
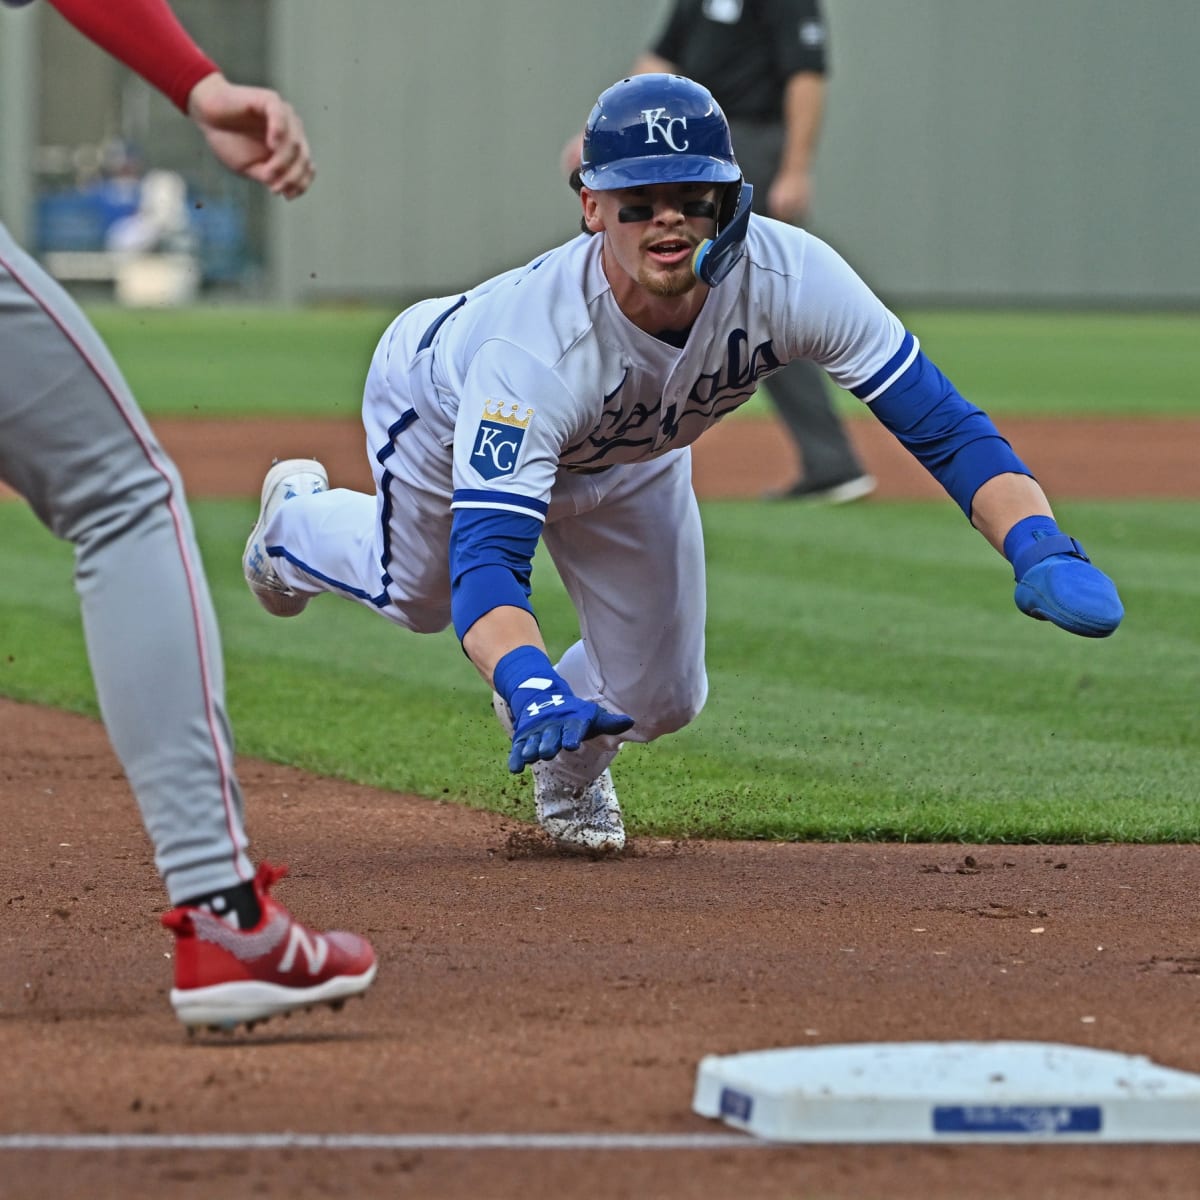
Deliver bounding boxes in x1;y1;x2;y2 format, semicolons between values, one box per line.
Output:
0;1132;762;1152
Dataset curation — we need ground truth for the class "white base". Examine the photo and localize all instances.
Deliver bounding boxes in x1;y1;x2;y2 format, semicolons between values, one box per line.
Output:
693;1041;1200;1143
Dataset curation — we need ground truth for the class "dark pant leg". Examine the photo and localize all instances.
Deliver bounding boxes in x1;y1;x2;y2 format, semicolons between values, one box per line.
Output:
727;120;867;485
762;356;865;485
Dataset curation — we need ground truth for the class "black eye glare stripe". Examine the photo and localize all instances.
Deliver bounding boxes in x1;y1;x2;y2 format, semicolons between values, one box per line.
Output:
616;200;717;224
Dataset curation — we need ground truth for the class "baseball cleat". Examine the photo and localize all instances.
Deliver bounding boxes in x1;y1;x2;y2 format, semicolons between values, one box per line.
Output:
535;764;626;853
162;862;377;1032
491;688;516;737
765;472;876;504
242;458;328;616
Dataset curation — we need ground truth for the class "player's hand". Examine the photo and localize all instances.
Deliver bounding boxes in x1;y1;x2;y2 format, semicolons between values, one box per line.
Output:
493;644;634;773
1013;547;1123;638
508;695;634;773
1004;516;1122;638
186;72;315;199
766;166;812;223
559;132;584;180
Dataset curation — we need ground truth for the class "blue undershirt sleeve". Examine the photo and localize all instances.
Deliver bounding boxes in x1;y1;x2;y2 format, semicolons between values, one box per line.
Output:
449;507;542;641
866;345;1033;516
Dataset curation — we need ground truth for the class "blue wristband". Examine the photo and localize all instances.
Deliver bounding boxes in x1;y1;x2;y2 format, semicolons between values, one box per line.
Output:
1003;515;1088;581
493;645;567;717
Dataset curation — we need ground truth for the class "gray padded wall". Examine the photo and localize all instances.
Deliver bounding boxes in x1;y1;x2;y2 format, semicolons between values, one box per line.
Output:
269;0;665;305
812;0;1200;305
269;0;1199;306
10;0;1189;305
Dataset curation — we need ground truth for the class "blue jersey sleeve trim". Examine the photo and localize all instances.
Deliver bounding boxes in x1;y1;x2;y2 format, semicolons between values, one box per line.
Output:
867;348;1033;515
449;508;542;640
850;331;920;402
451;488;548;522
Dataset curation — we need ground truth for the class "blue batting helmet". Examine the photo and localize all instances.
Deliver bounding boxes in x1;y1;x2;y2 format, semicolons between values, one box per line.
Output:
579;74;742;191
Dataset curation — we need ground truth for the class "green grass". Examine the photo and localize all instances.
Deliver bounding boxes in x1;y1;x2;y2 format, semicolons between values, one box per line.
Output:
9;305;1197;841
84;305;1200;421
896;309;1200;418
1;497;1195;842
750;308;1200;419
87;305;395;419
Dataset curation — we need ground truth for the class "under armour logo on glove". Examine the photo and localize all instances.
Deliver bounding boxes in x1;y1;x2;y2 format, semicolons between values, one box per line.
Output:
493;646;634;773
525;694;566;718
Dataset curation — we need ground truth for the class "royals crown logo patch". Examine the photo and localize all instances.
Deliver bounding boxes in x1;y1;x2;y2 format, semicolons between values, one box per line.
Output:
470;398;534;480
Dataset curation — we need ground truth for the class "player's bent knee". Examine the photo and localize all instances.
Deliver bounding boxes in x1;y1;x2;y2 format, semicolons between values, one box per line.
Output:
397;612;452;635
387;600;452;635
621;680;707;743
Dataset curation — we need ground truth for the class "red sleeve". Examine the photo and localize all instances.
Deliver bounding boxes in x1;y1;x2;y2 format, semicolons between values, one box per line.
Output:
45;0;219;112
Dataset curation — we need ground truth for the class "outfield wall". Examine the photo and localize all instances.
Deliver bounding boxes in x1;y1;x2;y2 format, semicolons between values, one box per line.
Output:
3;0;1197;307
266;0;1199;308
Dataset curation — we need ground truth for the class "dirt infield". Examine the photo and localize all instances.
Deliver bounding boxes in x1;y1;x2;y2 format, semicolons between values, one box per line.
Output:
2;415;1199;1199
142;412;1200;502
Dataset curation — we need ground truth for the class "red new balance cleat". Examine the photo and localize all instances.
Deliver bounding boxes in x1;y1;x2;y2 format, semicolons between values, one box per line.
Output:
161;862;377;1031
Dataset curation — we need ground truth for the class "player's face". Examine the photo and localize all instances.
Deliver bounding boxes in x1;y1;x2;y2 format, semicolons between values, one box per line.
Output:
583;182;719;299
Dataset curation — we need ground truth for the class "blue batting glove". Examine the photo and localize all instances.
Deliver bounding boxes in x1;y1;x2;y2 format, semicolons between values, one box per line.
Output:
1005;516;1123;638
493;645;634;773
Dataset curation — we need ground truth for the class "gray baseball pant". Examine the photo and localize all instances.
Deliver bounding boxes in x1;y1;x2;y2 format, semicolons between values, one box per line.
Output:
0;221;252;904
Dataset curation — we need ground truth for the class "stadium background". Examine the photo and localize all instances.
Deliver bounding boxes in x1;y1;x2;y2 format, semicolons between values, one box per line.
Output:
2;0;1197;308
2;5;1200;1196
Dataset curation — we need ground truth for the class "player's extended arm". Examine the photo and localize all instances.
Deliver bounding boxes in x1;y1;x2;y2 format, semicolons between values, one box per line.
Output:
867;342;1123;638
768;72;824;221
632;50;677;75
44;0;314;198
974;475;1123;639
45;0;215;110
452;512;633;772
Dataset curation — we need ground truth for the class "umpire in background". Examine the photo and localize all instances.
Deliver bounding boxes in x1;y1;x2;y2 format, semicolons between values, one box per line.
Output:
566;0;874;503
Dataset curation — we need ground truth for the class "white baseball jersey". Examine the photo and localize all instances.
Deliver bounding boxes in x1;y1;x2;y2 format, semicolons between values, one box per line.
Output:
397;218;913;525
264;215;923;785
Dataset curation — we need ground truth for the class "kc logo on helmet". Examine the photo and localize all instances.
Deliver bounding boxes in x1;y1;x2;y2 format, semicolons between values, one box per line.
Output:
471;398;533;480
641;107;689;152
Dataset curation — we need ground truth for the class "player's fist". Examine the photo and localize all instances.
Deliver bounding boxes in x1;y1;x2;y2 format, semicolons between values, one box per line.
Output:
1014;553;1123;638
187;73;315;199
1004;516;1123;638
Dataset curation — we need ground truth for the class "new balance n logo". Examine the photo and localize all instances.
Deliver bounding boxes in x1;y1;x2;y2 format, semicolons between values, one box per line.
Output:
279;923;330;975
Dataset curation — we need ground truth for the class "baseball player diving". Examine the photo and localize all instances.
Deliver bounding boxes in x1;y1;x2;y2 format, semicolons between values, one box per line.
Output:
244;74;1123;853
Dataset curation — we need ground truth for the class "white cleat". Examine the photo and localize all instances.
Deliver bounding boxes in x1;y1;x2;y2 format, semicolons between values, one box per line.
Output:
535;763;626;854
492;690;516;738
243;458;328;617
492;691;626;854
